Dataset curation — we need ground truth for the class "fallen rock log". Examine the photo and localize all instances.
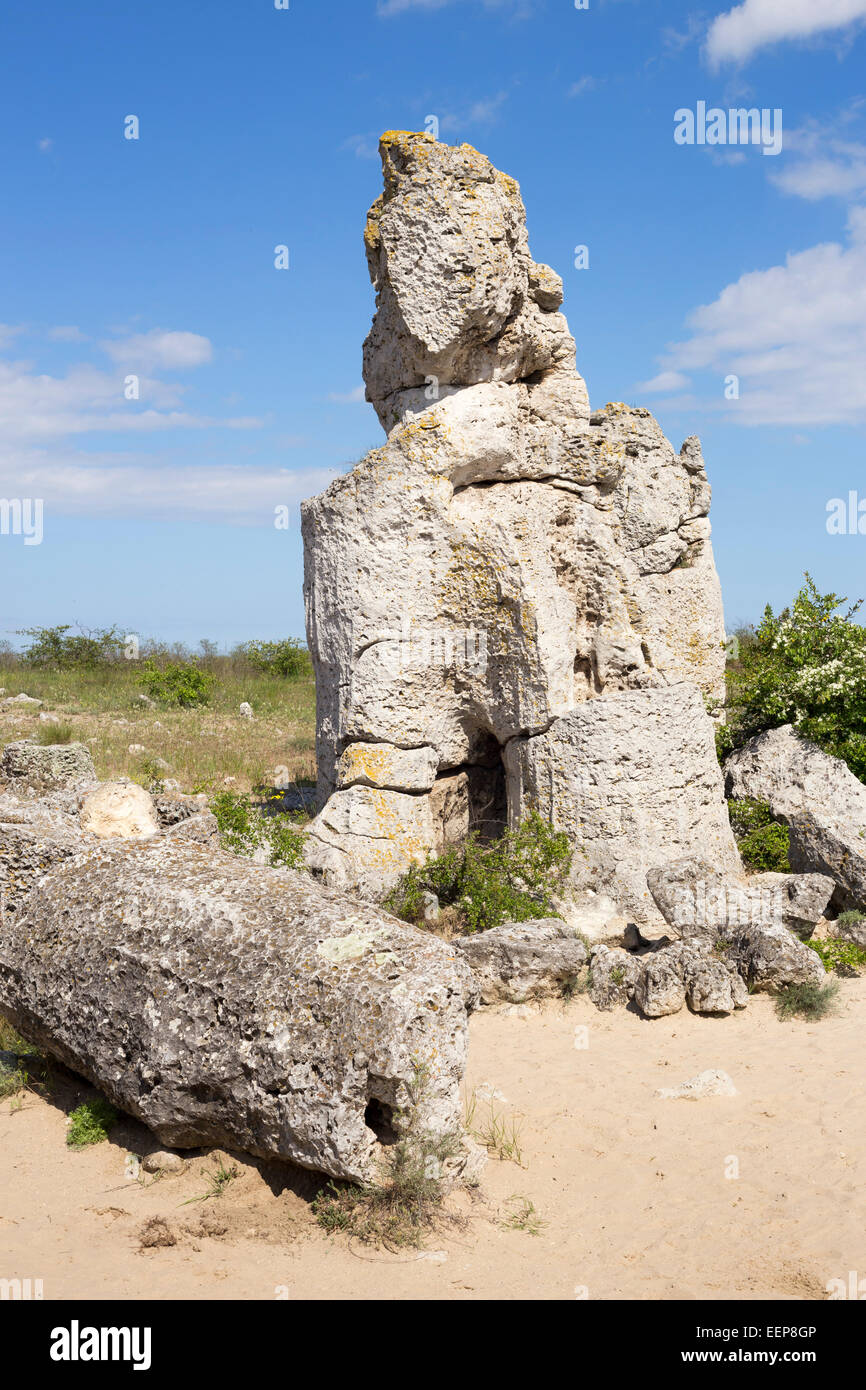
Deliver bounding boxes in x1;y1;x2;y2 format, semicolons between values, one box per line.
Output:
0;837;478;1183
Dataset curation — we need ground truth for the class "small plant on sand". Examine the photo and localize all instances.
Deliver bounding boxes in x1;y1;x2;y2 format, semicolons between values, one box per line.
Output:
727;797;790;872
139;660;215;709
67;1097;119;1148
774;979;839;1021
467;1094;525;1166
313;1061;464;1249
182;1157;239;1204
385;811;572;934
500;1195;545;1236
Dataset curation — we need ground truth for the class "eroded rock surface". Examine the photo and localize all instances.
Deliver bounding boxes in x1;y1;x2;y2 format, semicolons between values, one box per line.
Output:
0;837;478;1182
302;131;732;899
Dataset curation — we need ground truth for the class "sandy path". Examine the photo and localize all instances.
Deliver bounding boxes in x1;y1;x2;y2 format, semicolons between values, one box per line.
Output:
2;980;864;1301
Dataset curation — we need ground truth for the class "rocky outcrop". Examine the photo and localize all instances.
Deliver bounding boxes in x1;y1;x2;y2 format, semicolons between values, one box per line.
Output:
0;837;478;1183
725;726;866;912
455;918;587;1004
1;739;96;791
302;131;732;899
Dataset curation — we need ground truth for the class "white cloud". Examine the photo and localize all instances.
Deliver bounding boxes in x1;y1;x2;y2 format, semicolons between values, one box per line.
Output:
657;206;866;424
568;77;600;98
37;138;53;153
635;370;690;394
0;448;337;524
102;329;213;371
328;386;367;403
47;325;88;343
705;0;866;68
439;91;509;137
342;134;380;160
769;112;866;200
0;324;25;349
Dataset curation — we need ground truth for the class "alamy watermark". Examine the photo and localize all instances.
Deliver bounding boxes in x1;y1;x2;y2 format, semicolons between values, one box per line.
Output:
675;102;783;157
357;616;488;678
0;498;43;546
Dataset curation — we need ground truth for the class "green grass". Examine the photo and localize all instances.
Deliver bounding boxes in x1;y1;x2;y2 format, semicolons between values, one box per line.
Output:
774;979;840;1021
181;1158;240;1204
0;656;317;793
66;1098;119;1148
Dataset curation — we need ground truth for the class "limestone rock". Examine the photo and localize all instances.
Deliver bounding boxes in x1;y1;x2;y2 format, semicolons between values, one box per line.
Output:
0;797;87;918
302;132;729;896
657;1069;737;1100
647;855;834;938
588;944;641;1011
1;694;42;708
727;922;826;993
1;740;96;791
163;810;221;848
79;782;160;841
725;725;866;911
633;939;747;1017
506;687;739;925
0;837;478;1182
455;918;587;1005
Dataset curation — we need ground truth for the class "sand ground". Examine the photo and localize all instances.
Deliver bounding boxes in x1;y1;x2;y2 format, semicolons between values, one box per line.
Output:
2;979;864;1302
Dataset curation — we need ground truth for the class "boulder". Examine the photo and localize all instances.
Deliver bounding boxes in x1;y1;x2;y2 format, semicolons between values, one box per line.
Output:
588;944;642;1011
1;694;42;709
1;739;96;791
725;725;866;912
647;855;834;938
302;132;729;897
0;837;478;1182
79;782;160;841
726;922;826;993
633;939;747;1018
455;918;587;1004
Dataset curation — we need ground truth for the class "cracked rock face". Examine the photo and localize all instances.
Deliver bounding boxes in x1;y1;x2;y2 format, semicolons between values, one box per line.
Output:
0;837;478;1182
302;132;733;899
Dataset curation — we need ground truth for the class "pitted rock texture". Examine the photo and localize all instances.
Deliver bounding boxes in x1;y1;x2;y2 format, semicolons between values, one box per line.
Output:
302;132;729;896
1;739;96;790
0;837;477;1182
0;794;90;919
455;918;587;1005
725;725;866;912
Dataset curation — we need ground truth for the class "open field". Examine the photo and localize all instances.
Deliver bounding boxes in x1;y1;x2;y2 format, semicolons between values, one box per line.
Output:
2;981;864;1300
0;659;317;794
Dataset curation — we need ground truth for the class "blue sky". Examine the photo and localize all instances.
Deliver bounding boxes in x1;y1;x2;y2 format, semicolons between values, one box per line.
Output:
1;0;865;647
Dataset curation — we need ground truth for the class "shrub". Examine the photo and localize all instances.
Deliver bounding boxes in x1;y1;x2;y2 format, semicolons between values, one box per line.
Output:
17;624;126;669
385;811;572;934
35;722;74;745
808;937;866;975
139;661;215;709
725;574;866;781
67;1098;118;1148
209;790;306;870
774;979;839;1021
728;797;790;872
242;638;312;679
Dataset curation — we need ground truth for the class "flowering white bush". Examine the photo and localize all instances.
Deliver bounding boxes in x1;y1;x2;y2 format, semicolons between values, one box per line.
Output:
726;574;866;782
